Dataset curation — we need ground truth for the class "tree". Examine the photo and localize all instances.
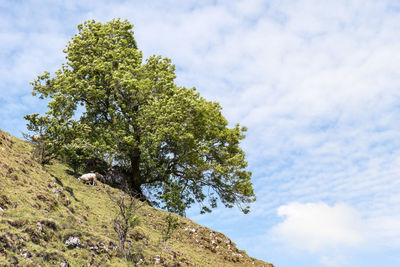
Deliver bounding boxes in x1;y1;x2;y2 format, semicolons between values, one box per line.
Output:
25;19;255;215
23;114;70;165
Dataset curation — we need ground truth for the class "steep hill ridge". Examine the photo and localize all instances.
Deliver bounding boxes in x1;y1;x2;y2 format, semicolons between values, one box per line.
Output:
0;130;273;266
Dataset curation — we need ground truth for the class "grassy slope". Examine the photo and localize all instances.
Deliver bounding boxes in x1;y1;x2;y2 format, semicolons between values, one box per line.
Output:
0;130;273;266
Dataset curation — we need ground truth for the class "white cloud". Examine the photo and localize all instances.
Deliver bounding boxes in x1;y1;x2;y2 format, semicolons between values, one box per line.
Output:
269;202;400;266
270;202;364;252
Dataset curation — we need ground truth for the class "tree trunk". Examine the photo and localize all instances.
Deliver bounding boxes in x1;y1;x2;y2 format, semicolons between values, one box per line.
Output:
129;148;144;198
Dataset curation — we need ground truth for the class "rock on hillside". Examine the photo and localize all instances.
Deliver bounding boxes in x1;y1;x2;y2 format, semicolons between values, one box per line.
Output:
0;130;273;266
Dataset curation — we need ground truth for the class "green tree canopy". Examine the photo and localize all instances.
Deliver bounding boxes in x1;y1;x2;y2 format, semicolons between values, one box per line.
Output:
25;19;255;215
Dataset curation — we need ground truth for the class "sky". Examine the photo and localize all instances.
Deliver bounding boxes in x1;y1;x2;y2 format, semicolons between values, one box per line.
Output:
1;1;400;266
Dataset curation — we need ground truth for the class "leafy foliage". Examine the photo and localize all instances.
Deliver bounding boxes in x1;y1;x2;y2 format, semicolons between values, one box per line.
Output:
25;19;256;215
23;114;61;165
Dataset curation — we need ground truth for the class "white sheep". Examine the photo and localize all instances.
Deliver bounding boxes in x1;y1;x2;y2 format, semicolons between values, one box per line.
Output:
31;134;40;141
78;173;103;186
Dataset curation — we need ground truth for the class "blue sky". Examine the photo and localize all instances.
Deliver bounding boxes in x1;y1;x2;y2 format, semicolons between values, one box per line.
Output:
1;1;400;266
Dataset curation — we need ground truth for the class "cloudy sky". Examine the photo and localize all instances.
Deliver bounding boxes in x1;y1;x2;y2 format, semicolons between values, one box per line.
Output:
1;1;400;266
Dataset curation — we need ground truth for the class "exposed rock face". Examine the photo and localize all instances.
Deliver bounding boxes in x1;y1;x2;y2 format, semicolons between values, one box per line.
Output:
101;168;129;188
65;236;82;249
154;254;161;264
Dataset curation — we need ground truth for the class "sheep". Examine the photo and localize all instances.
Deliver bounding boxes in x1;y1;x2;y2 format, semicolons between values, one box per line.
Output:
78;172;104;186
31;134;40;141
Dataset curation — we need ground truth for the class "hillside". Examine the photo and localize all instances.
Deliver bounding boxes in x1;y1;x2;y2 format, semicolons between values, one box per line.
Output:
0;130;273;266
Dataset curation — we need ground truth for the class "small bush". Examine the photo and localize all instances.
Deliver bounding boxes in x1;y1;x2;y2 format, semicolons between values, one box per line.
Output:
162;214;180;241
107;190;144;261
